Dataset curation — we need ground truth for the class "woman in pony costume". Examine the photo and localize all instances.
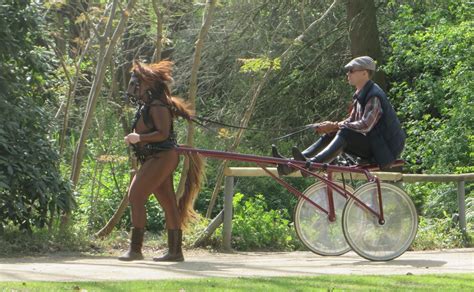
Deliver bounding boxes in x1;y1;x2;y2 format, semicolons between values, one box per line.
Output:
120;60;203;262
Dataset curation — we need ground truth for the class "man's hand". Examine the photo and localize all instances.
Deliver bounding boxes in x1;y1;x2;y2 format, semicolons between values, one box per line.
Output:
124;133;141;145
313;121;339;134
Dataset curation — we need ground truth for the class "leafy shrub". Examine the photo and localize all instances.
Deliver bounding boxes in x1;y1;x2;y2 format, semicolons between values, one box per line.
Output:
219;193;301;251
382;2;473;249
404;183;460;218
0;223;92;257
0;1;74;231
411;215;466;250
383;1;473;173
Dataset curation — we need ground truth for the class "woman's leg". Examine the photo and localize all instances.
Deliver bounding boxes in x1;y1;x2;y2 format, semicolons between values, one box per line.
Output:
119;150;178;261
153;175;180;229
128;150;179;228
153;170;184;262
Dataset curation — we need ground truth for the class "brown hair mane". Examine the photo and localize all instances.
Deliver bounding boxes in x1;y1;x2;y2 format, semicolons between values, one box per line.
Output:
131;60;194;121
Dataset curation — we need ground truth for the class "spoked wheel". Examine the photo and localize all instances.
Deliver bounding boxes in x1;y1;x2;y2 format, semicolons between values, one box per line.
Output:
294;182;353;256
342;182;418;261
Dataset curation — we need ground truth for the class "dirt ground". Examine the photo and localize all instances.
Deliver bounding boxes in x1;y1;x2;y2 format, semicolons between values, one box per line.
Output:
0;248;472;282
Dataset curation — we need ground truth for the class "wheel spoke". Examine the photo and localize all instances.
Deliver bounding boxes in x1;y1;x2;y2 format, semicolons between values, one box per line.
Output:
294;182;352;256
342;183;418;261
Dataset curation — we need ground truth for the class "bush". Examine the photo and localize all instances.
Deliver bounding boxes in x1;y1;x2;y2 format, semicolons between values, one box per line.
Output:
383;1;473;173
0;223;92;257
411;215;467;250
0;1;74;231
217;193;301;251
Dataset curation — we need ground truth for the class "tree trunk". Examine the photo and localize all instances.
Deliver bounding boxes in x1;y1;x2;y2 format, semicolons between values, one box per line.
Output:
70;0;137;188
94;61;138;238
193;209;223;247
205;68;274;218
152;0;163;62
347;0;386;89
176;0;217;198
57;13;96;156
95;178;133;238
67;0;89;58
53;7;66;56
205;0;341;217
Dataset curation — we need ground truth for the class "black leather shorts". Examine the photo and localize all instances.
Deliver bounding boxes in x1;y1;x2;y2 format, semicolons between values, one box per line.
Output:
133;140;177;164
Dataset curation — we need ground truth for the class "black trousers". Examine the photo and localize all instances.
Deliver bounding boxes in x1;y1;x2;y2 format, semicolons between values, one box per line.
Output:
318;128;373;160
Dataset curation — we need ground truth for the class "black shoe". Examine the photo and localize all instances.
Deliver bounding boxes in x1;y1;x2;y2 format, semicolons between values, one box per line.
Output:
292;147;313;177
291;147;308;162
272;144;286;159
272;145;294;176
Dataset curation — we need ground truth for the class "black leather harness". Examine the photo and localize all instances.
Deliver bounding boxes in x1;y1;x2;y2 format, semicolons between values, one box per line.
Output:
131;103;177;164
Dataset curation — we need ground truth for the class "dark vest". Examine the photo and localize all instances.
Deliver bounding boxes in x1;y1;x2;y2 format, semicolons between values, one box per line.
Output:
356;80;406;168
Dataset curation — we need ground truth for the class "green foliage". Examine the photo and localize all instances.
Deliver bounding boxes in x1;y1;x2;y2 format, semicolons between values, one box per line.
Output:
412;215;467;250
239;57;281;74
181;214;213;248
221;193;301;251
0;1;74;231
0;223;91;257
404;183;462;218
383;1;473;173
381;2;473;247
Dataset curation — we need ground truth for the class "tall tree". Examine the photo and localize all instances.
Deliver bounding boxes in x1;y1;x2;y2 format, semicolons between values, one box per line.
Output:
347;0;386;89
152;0;164;62
176;0;217;199
70;0;137;187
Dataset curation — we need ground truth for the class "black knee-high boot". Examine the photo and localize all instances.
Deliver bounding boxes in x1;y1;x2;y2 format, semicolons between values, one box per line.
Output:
302;135;332;158
307;134;347;165
291;135;346;176
271;144;295;176
291;135;332;162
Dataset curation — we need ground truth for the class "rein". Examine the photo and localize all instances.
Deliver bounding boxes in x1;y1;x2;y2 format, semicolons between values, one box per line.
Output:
126;75;312;140
190;115;315;140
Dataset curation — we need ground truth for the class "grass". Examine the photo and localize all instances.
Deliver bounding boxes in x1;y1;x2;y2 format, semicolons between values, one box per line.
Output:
0;274;473;291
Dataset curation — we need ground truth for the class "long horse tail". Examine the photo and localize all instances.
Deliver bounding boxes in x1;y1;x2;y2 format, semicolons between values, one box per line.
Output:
178;150;205;229
167;95;203;227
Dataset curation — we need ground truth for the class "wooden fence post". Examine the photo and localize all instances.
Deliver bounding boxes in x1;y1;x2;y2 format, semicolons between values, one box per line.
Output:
223;176;234;251
457;180;466;234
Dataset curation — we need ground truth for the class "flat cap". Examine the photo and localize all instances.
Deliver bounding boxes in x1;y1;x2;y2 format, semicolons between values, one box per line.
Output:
344;56;376;71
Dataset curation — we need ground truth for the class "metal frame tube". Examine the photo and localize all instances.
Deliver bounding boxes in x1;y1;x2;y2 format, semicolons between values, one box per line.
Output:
177;146;383;220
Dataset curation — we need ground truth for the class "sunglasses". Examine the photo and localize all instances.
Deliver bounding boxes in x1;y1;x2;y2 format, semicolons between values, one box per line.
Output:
346;69;364;74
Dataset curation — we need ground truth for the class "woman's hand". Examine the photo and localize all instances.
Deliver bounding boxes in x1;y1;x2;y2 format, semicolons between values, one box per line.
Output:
124;133;141;145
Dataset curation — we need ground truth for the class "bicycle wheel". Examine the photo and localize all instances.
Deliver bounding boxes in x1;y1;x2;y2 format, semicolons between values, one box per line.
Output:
342;182;418;261
294;182;353;256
